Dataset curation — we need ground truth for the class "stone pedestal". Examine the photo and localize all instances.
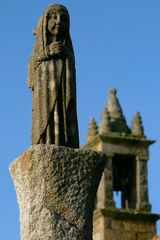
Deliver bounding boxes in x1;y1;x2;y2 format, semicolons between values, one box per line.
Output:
9;145;106;240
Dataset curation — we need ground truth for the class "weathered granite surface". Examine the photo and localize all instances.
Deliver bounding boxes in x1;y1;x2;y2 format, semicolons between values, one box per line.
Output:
9;145;106;240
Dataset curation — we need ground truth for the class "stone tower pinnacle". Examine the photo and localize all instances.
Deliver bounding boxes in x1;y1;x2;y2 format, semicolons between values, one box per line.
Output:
86;117;98;143
106;88;130;134
131;112;145;138
99;107;111;135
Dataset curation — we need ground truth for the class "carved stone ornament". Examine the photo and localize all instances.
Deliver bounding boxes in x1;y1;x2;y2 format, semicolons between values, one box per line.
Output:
28;4;79;148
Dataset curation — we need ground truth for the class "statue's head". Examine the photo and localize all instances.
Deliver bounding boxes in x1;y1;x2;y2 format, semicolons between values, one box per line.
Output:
45;4;70;38
33;4;73;57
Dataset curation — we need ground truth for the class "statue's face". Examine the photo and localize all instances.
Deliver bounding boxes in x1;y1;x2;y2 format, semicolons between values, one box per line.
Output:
47;9;69;37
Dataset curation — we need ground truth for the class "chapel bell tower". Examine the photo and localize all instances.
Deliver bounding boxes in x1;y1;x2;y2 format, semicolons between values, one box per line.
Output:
83;88;160;240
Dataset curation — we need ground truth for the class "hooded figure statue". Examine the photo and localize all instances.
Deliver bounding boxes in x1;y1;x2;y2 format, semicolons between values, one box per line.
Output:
28;4;79;148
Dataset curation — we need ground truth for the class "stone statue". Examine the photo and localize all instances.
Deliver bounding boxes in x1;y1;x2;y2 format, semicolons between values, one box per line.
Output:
28;4;79;148
10;4;107;240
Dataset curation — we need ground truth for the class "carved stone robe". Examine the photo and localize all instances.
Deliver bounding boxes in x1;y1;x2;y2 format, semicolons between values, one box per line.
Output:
28;9;79;148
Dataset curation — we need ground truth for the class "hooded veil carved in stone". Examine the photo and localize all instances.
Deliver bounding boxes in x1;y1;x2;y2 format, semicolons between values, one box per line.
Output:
28;4;79;148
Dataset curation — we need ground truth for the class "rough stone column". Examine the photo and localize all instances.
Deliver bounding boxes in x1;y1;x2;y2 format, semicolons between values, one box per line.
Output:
9;145;106;240
136;156;151;211
96;154;115;209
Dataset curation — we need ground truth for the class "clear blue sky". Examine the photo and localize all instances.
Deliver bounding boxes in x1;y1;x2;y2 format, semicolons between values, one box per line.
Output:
1;1;160;239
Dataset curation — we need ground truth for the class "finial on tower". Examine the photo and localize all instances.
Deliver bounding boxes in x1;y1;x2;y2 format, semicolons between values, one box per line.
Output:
106;88;130;134
86;118;98;143
131;112;145;138
108;88;117;95
99;107;111;134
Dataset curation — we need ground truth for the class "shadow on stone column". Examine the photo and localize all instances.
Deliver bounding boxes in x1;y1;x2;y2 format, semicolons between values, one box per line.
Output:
9;145;106;240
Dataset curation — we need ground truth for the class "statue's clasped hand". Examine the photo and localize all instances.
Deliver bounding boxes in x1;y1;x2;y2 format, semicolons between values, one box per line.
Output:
49;42;67;58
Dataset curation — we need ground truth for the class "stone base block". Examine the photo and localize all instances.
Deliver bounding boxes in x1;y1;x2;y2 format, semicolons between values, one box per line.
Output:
9;145;106;240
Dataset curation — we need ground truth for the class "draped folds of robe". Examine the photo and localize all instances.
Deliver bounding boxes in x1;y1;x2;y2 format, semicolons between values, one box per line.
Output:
28;5;79;148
